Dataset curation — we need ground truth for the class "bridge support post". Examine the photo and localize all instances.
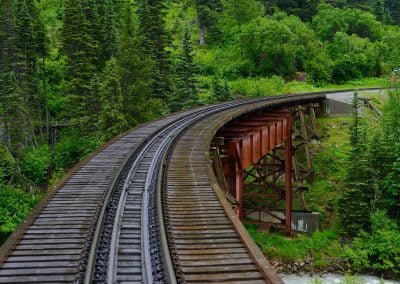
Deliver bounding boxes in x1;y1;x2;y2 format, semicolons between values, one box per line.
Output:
211;105;321;234
285;134;292;236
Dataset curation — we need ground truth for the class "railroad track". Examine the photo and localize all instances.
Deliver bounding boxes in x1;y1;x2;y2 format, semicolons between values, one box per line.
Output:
0;93;325;283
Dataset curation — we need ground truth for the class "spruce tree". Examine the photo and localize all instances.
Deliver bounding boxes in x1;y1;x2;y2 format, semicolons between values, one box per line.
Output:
117;2;153;125
171;29;198;112
338;93;374;234
100;0;119;62
212;76;233;102
347;0;372;11
195;0;222;45
82;0;101;69
14;0;40;144
391;0;400;24
99;58;127;139
0;0;35;152
61;0;98;128
138;0;171;102
375;0;385;21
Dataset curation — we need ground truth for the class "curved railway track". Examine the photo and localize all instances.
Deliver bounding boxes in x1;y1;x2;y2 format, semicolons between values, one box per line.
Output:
0;93;327;283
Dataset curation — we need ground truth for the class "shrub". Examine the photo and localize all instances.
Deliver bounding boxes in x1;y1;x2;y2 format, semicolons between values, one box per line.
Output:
54;135;101;171
230;76;286;97
20;145;51;186
0;185;41;242
0;144;15;184
344;210;400;277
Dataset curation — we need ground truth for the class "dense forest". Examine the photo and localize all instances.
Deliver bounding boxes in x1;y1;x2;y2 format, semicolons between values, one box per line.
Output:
0;0;400;276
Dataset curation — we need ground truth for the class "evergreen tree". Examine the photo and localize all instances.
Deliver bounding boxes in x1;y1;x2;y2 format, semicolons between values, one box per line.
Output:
374;90;400;221
82;0;101;69
195;0;222;45
385;0;400;24
338;93;374;234
100;0;119;62
14;0;41;144
347;0;372;11
99;57;127;139
270;0;320;21
374;0;385;21
212;76;233;102
391;0;400;24
171;29;198;111
138;0;171;102
61;0;98;128
0;0;34;152
117;2;154;125
14;0;36;92
0;0;16;147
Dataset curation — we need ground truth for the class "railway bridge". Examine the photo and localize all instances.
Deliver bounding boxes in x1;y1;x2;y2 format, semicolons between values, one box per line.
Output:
0;93;327;283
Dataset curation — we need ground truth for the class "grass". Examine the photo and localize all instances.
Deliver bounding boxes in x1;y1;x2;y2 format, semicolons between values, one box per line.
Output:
245;116;354;267
306;116;351;228
247;225;343;267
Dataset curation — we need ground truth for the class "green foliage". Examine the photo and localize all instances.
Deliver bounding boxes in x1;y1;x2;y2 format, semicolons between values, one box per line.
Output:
20;145;51;186
0;144;15;183
329;33;382;82
171;29;199;111
211;76;233;102
219;0;264;34
99;58;128;140
240;16;298;77
338;93;374;235
53;135;101;172
0;185;41;242
344;210;400;277
247;226;342;266
230;76;286;97
312;4;382;41
138;0;171;102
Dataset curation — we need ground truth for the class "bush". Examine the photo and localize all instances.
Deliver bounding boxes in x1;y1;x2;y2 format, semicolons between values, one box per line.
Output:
344;210;400;277
20;145;51;186
230;76;286;97
54;135;101;171
0;185;41;242
0;144;15;184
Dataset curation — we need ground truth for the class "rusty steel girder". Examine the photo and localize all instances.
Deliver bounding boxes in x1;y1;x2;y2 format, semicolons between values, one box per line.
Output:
214;110;293;235
211;104;320;236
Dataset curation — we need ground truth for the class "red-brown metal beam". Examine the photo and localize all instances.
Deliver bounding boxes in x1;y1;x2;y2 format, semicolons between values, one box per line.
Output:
285;131;292;236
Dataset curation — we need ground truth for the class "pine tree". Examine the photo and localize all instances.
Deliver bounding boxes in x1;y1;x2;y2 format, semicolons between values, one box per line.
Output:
195;0;222;45
0;0;16;147
347;0;372;11
99;58;127;139
14;0;41;145
35;15;50;141
138;0;171;102
61;0;98;128
82;0;101;69
0;0;35;153
117;2;153;125
375;0;385;21
391;0;400;24
338;93;374;234
212;76;233;102
171;29;198;112
101;0;118;61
